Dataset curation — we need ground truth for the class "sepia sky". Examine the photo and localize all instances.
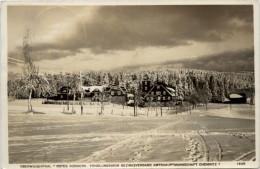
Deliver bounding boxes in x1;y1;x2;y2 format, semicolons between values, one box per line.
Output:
7;5;254;75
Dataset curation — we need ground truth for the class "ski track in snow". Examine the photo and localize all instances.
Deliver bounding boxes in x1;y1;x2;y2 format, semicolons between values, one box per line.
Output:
76;120;183;162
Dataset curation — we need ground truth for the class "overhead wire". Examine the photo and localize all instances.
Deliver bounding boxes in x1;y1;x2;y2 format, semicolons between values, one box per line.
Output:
8;58;77;77
8;57;86;79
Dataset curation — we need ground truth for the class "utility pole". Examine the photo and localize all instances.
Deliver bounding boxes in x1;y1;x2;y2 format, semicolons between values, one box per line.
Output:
160;103;162;116
67;86;69;111
134;89;136;116
136;89;138;116
184;80;186;112
79;71;83;115
101;86;104;115
175;85;178;114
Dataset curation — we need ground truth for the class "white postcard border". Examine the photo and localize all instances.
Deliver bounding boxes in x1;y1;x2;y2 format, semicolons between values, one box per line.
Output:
1;0;259;168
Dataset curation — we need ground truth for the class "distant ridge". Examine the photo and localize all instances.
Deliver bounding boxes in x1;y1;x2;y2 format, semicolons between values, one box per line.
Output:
111;48;254;73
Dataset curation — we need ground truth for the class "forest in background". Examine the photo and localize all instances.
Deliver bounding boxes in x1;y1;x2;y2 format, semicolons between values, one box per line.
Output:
8;68;255;104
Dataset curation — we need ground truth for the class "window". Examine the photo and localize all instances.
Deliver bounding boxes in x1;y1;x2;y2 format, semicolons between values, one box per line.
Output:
168;96;171;100
117;91;121;95
157;85;160;89
111;91;114;95
151;92;154;95
158;97;161;101
146;97;149;101
61;95;63;99
145;87;147;90
163;97;165;100
145;81;147;85
163;91;166;95
156;91;161;95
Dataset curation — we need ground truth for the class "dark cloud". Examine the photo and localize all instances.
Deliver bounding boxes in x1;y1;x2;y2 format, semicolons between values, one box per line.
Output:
9;46;80;61
32;50;79;61
117;48;254;72
28;5;253;58
173;48;254;72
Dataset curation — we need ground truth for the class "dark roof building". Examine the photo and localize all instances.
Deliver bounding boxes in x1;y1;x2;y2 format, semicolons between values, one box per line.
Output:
143;81;177;103
57;86;78;100
228;92;247;103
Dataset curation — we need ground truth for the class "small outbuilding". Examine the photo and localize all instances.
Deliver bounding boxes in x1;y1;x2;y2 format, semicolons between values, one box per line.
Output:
228;92;247;103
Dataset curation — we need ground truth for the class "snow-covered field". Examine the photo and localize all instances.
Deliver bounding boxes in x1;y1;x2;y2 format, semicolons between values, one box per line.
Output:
8;100;255;163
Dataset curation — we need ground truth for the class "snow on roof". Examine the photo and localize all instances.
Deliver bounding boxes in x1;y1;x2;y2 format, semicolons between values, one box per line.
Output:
229;94;243;98
166;87;175;93
127;100;134;104
80;86;105;93
127;93;134;97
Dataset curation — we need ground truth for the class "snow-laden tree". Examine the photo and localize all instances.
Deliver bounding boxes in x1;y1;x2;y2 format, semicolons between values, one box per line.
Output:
19;64;49;113
19;29;49;113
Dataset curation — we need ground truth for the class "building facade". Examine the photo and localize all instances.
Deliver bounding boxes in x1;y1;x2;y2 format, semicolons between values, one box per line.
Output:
105;86;126;105
142;76;177;104
57;86;79;100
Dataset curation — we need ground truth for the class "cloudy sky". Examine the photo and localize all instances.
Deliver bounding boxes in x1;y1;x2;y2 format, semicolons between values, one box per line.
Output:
8;5;254;76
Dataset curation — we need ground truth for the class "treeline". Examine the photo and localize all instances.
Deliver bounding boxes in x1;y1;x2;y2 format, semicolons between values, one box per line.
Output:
8;69;255;102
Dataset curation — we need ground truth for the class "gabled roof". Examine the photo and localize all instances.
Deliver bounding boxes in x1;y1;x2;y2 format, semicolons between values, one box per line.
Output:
144;82;176;97
143;74;150;81
164;86;176;97
166;87;175;93
106;86;126;94
229;94;244;99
